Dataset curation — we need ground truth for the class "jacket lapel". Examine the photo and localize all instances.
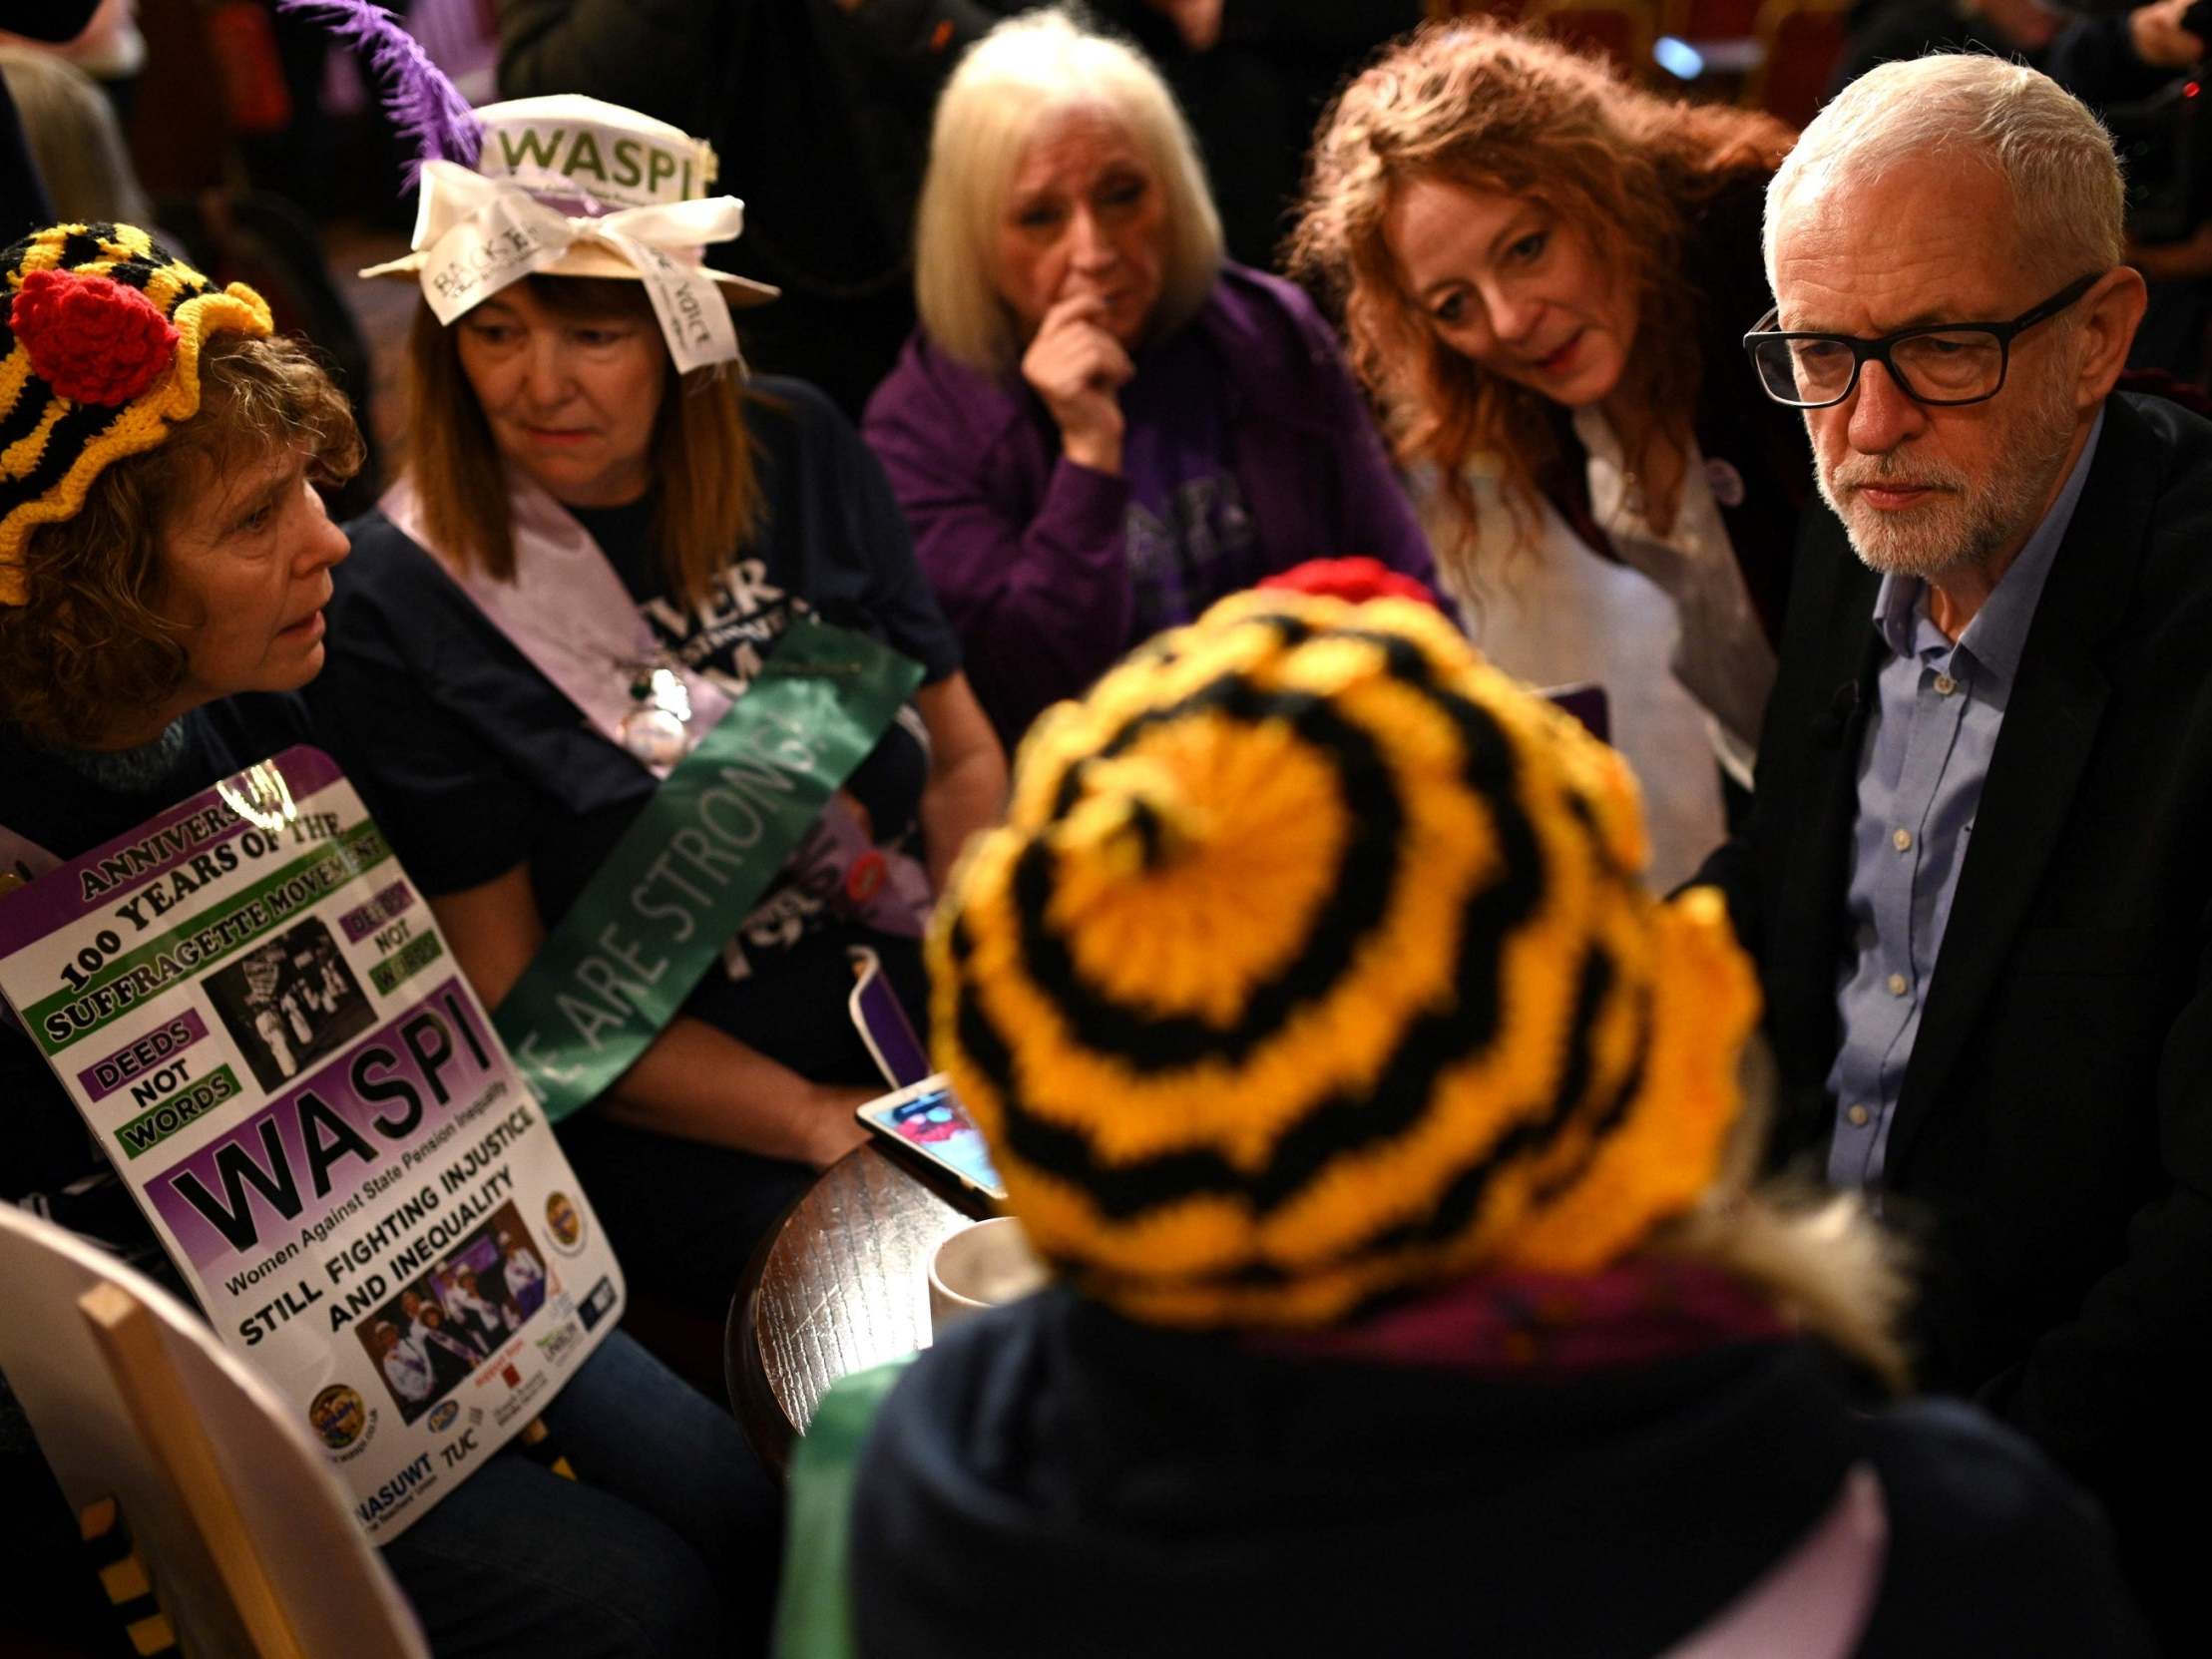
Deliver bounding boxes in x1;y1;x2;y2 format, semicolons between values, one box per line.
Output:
1884;402;2152;1172
1764;543;1882;1151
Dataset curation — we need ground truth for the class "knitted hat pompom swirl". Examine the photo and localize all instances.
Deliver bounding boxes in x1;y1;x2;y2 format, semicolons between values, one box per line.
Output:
928;590;1761;1329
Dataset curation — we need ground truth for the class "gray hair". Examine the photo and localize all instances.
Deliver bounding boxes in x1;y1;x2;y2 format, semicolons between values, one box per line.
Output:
1766;54;2123;291
913;6;1224;375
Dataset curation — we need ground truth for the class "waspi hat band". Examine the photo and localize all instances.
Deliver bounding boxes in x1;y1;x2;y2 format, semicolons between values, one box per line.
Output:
356;95;778;374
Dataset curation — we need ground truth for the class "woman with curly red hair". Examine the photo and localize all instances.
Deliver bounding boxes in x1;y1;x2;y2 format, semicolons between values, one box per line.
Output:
1292;21;1807;828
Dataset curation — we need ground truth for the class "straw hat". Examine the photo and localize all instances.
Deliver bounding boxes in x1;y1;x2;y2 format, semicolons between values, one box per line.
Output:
359;94;776;307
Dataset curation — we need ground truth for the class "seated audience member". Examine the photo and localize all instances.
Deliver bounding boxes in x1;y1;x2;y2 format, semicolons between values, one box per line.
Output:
2044;0;2206;117
782;590;2149;1657
1292;21;1806;826
862;7;1437;750
2043;0;2212;382
1830;0;2061;96
0;222;783;1656
1078;0;1423;267
0;0;97;238
311;95;1006;1324
1710;53;2211;1642
0;44;153;229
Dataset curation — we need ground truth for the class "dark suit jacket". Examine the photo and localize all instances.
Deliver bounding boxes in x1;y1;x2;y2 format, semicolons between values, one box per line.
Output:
1703;391;2212;1617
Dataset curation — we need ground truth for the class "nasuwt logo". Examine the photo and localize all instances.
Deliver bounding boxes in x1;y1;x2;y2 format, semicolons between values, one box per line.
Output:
356;1452;434;1526
426;1401;461;1434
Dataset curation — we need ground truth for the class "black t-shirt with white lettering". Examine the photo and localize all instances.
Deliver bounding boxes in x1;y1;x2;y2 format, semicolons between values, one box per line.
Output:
312;377;958;1082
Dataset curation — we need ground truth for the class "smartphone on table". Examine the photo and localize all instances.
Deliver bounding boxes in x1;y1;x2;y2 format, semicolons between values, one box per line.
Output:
855;1073;1009;1204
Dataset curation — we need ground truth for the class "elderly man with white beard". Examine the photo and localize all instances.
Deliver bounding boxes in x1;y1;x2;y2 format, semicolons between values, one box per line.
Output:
1700;52;2212;1643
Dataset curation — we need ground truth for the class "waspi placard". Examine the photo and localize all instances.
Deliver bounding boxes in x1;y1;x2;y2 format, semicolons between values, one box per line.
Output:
0;747;625;1541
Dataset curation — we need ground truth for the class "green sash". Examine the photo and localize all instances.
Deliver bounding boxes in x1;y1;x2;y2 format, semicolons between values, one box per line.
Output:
494;620;924;1120
773;1356;914;1659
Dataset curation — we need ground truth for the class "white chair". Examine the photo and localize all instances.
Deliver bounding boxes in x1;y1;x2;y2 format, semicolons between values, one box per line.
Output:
0;1204;428;1658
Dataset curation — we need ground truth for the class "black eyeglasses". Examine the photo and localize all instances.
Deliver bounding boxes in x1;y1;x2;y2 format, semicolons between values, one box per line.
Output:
1742;272;2104;409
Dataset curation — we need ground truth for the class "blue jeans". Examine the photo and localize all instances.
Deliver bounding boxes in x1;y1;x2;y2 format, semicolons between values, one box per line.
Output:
382;1329;782;1658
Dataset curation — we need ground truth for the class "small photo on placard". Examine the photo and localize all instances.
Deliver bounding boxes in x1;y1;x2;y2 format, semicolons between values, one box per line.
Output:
202;916;374;1090
353;1200;546;1424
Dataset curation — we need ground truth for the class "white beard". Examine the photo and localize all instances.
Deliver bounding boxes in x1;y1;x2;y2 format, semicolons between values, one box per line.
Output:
1818;370;2079;583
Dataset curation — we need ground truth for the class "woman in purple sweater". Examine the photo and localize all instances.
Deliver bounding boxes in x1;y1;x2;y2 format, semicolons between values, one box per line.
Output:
862;8;1437;748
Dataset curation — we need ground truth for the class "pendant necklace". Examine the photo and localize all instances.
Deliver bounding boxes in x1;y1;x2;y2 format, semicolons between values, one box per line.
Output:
616;657;695;767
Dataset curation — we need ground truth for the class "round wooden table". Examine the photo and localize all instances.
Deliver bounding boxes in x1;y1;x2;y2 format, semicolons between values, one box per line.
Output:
725;1143;989;1472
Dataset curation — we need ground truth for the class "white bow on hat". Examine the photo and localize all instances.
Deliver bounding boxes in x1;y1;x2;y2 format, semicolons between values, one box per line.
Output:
400;160;753;373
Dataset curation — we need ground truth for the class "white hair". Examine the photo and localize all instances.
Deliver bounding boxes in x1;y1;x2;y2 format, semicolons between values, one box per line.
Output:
1765;54;2123;291
913;6;1225;375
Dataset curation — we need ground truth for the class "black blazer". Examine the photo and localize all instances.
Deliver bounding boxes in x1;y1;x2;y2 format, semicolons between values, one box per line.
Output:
1702;391;2212;1610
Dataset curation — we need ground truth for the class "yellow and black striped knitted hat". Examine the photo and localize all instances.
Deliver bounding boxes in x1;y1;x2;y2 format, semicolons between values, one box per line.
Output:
928;591;1760;1329
0;222;274;605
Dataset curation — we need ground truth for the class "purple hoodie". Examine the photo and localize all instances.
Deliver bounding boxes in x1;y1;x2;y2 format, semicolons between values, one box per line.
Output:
863;263;1437;745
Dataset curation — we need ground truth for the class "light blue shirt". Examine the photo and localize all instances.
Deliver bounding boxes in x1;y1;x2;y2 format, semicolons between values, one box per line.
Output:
1825;411;2104;1189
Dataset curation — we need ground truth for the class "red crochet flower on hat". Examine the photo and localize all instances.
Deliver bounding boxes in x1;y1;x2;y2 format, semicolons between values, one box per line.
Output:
9;266;179;406
1259;557;1445;613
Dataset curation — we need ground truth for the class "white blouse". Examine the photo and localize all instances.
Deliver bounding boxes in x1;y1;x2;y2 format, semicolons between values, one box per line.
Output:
1436;460;1725;893
1571;406;1777;791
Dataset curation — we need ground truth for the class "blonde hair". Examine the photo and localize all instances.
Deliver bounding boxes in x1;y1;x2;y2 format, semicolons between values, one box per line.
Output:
913;6;1224;374
402;276;758;605
1768;54;2122;292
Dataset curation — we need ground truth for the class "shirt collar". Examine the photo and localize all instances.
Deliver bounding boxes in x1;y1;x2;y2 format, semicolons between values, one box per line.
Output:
1871;405;2105;682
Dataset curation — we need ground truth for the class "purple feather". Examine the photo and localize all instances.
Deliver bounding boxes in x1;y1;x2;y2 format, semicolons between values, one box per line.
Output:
275;0;482;185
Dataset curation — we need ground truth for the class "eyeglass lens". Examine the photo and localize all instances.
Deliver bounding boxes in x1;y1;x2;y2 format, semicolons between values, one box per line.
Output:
1753;329;2006;405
